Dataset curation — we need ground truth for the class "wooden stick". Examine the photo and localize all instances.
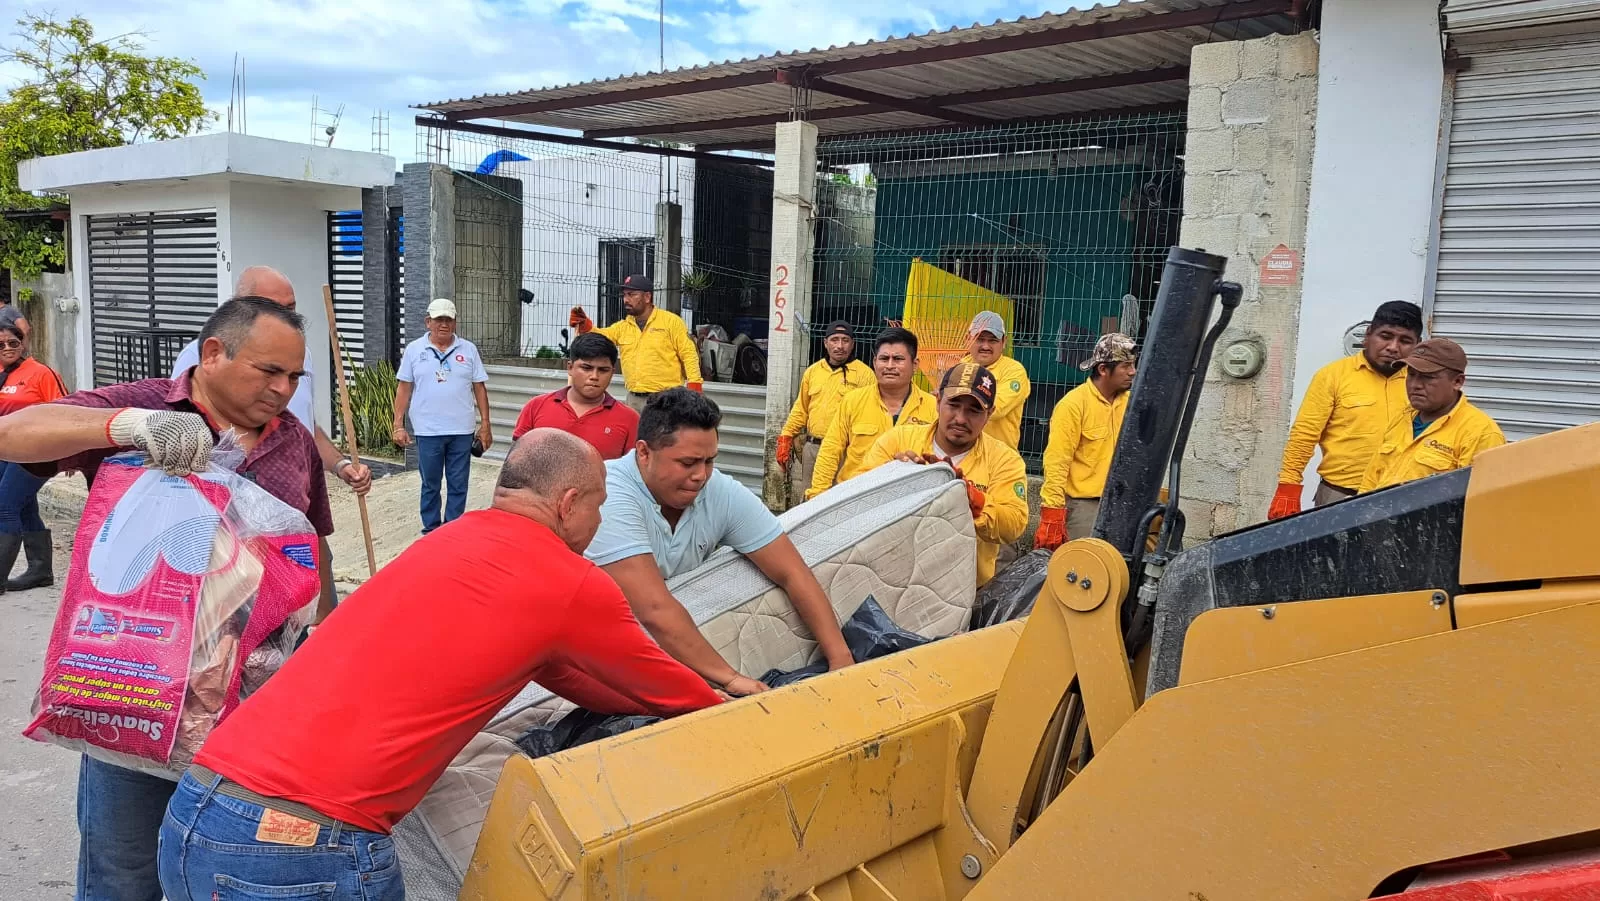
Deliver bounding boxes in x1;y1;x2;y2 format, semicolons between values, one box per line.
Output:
323;285;378;577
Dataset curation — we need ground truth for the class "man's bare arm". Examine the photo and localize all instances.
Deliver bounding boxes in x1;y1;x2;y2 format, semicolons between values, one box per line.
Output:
601;554;765;694
0;404;116;463
745;535;854;670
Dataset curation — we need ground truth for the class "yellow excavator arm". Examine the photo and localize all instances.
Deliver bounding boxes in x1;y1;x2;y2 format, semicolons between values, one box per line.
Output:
461;249;1600;900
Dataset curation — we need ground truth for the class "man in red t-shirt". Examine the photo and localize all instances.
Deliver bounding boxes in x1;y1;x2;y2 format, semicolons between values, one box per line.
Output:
512;332;638;459
156;428;720;900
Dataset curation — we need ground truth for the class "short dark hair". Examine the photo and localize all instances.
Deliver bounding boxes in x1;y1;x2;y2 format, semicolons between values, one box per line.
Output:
198;295;306;357
1370;301;1423;337
567;332;619;367
875;326;919;360
0;322;22;344
639;387;721;449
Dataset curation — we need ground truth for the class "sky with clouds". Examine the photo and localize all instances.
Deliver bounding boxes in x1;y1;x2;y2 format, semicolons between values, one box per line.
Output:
3;0;1069;163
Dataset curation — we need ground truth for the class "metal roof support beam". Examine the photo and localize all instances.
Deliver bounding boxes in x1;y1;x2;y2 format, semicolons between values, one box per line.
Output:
696;101;1186;154
412;117;773;168
442;0;1291;121
582;65;1189;140
781;71;991;126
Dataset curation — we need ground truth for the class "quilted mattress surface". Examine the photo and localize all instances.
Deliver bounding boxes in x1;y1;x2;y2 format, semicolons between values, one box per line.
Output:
395;462;978;896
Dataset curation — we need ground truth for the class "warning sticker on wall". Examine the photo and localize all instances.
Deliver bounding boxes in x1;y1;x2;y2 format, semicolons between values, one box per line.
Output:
1260;244;1301;286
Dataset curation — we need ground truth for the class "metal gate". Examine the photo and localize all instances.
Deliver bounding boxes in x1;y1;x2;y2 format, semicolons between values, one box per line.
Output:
1433;29;1600;439
86;210;219;387
328;210;366;380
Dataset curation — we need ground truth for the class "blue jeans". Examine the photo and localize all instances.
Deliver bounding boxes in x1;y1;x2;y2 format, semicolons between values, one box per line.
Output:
0;459;47;534
158;771;403;901
76;755;176;901
416;433;471;533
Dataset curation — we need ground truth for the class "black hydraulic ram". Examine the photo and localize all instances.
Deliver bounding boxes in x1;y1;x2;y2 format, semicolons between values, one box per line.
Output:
1092;247;1241;559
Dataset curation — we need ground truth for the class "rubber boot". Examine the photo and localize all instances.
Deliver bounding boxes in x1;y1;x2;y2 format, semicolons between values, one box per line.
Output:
0;534;21;595
7;530;53;591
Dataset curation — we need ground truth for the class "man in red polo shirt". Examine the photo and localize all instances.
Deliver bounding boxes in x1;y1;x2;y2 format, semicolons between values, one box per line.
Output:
0;296;332;901
513;332;638;459
155;429;722;900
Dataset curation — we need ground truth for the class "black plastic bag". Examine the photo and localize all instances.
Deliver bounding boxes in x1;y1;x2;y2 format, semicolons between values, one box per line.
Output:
969;548;1051;630
515;596;937;757
515;708;662;758
759;595;935;688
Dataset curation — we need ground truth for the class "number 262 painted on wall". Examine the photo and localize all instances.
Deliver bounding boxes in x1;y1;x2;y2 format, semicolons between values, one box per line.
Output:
771;264;789;332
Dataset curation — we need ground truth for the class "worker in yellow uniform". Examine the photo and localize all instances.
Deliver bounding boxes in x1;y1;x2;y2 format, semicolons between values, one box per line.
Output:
1269;301;1422;518
807;327;936;500
777;321;875;507
1033;333;1137;551
960;310;1030;449
1359;337;1505;493
861;361;1028;588
570;274;701;412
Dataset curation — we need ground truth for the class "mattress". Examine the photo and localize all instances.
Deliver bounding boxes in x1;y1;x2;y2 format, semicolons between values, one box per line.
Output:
395;462;978;897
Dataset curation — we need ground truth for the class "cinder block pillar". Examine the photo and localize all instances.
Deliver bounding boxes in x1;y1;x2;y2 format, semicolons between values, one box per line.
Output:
401;162;455;344
361;186;397;366
1177;32;1320;537
761;120;818;511
654;201;683;315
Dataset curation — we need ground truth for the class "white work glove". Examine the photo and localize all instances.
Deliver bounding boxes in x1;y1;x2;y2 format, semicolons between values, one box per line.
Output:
108;408;214;476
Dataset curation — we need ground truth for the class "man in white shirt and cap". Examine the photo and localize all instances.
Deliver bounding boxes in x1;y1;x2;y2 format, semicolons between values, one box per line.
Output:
392;298;493;533
170;266;373;497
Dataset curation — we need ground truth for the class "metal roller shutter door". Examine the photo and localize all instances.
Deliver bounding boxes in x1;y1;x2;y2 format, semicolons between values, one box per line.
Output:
1445;0;1600;33
86;210;220;387
1434;31;1600;440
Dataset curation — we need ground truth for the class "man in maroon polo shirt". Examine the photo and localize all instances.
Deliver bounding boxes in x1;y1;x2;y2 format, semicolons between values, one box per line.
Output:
512;332;638;459
0;296;332;901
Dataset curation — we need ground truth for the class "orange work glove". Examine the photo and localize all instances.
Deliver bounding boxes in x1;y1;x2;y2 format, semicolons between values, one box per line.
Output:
686;382;703;393
1267;482;1302;521
1034;505;1067;551
776;435;794;468
964;481;986;520
568;306;594;334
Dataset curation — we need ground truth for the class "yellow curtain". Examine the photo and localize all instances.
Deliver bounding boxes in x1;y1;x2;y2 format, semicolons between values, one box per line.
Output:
902;258;1015;390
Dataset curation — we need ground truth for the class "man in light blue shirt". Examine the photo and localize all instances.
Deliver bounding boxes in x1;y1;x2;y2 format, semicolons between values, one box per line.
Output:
587;388;853;696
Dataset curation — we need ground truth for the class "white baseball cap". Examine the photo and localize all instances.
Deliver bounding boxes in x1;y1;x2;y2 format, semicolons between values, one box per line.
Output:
426;298;457;319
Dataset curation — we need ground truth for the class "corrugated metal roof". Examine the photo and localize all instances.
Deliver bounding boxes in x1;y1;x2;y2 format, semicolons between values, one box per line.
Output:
417;0;1299;148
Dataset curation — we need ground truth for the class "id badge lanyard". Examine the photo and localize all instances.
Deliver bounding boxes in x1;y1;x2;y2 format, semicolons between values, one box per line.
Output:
428;345;454;383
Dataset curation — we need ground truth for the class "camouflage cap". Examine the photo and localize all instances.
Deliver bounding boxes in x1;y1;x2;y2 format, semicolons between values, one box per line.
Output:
1079;332;1138;371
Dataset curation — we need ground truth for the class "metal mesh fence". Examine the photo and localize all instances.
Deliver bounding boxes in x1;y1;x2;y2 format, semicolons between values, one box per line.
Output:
812;111;1186;460
417;122;775;365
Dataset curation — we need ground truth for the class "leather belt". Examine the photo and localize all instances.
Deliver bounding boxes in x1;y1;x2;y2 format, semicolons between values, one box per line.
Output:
187;764;352;830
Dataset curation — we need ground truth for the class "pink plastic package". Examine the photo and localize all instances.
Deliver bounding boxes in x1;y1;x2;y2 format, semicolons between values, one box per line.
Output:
24;444;320;779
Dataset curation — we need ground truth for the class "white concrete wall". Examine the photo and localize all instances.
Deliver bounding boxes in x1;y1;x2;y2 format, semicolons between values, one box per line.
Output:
228;180;364;432
1291;0;1445;500
493;153;695;356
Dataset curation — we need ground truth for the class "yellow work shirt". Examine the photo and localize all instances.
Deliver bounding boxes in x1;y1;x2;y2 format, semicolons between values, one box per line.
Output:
1358;396;1506;493
860;423;1029;588
961;354;1031;449
593;308;701;394
1040;379;1129;507
807;384;937;500
1278;354;1409;490
781;358;876;441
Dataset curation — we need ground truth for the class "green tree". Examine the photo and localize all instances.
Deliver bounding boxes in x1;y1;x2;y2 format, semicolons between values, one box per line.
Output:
0;14;212;277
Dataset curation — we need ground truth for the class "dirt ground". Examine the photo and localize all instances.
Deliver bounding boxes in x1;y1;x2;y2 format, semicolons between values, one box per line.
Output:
37;459;507;585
